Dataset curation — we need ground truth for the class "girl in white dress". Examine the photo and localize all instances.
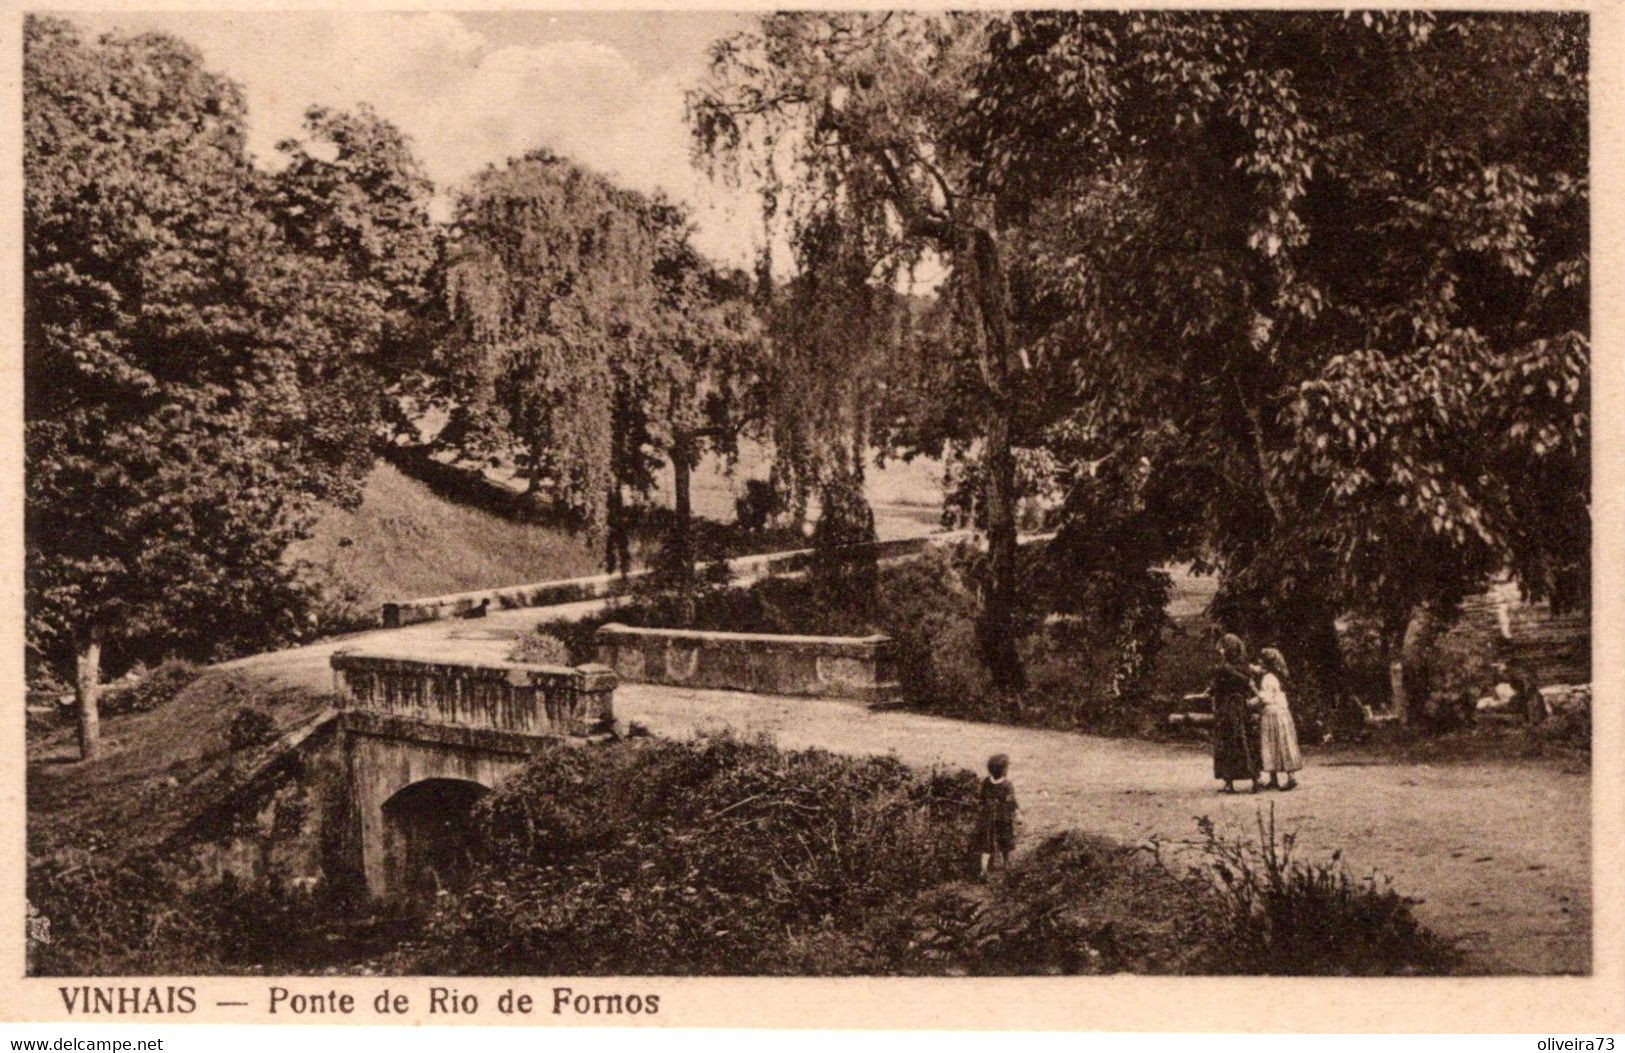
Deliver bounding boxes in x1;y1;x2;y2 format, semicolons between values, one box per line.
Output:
1255;648;1303;790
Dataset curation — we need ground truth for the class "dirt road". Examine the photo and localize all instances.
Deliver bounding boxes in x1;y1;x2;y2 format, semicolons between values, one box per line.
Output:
223;590;1590;977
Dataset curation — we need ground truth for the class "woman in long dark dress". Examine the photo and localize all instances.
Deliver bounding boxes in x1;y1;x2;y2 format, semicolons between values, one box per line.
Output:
1211;633;1262;793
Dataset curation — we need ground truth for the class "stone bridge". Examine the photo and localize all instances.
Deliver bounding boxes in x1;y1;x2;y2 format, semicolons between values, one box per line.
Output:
324;650;616;901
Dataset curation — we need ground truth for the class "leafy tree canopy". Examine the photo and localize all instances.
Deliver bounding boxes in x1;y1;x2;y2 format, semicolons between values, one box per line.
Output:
24;16;432;696
271;104;443;437
441;150;661;537
969;12;1587;642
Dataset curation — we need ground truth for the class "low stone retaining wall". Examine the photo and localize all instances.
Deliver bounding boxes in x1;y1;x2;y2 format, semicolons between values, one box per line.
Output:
592;623;900;703
381;572;636;628
330;650;616;737
378;529;1006;628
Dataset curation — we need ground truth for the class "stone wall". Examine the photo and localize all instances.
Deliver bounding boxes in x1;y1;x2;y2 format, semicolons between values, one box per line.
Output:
327;651;618;897
378;529;1047;627
166;711;543;902
167;712;354;896
381;571;635;628
593;623;900;703
330;650;616;737
1456;581;1590;686
341;725;530;898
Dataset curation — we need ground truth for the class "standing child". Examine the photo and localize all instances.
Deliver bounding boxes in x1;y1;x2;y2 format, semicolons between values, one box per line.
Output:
971;753;1018;878
1255;648;1304;791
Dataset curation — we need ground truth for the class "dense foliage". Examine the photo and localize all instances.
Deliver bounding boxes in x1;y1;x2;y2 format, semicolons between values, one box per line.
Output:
439;154;763;580
690;11;1588;719
412;736;975;974
971;11;1588;721
626;202;761;577
1184;810;1459;975
26;11;1587;753
271;104;443;439
24;16;436;755
439;152;658;537
690;14;1041;688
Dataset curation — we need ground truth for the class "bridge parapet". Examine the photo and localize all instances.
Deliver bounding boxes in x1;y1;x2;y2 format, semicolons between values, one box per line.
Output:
330;650;616;738
593;623;899;703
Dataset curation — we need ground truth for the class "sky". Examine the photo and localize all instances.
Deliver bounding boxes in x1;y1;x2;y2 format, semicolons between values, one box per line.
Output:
65;11;764;267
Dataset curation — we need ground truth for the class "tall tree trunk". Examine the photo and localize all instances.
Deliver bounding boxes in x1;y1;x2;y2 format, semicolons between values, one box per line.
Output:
1388;605;1444;729
615;504;631;573
1297;604;1359;734
1400;604;1446;729
672;430;695;581
606;385;636;574
74;625;102;762
965;227;1026;692
604;482;629;574
520;442;547;521
1387;654;1409;727
979;399;1026;691
1380;613;1409;725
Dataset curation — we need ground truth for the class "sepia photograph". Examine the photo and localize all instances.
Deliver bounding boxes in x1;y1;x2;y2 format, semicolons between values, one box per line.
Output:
13;3;1614;1022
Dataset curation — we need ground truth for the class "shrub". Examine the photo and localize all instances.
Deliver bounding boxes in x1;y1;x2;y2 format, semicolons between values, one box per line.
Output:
1536;685;1591;751
808;473;879;617
100;659;200;718
28;853;364;976
226;707;279;752
28;853;213;975
866;547;1174;734
509;630;572;666
528;616;604;666
1423;622;1503;730
734;479;782;534
1541;705;1591;750
1145;614;1218;709
1329;613;1380;685
410;735;981;975
872;548;990;708
886;832;1216;975
298;566;375;640
1186;807;1459;975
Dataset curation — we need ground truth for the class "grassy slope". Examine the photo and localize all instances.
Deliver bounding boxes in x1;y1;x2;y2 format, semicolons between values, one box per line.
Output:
287;462;602;608
285;453;956;613
27;672;332;860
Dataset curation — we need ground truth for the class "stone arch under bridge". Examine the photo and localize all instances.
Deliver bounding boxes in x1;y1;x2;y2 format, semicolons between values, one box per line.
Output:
327;650;616;901
380;778;490;904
